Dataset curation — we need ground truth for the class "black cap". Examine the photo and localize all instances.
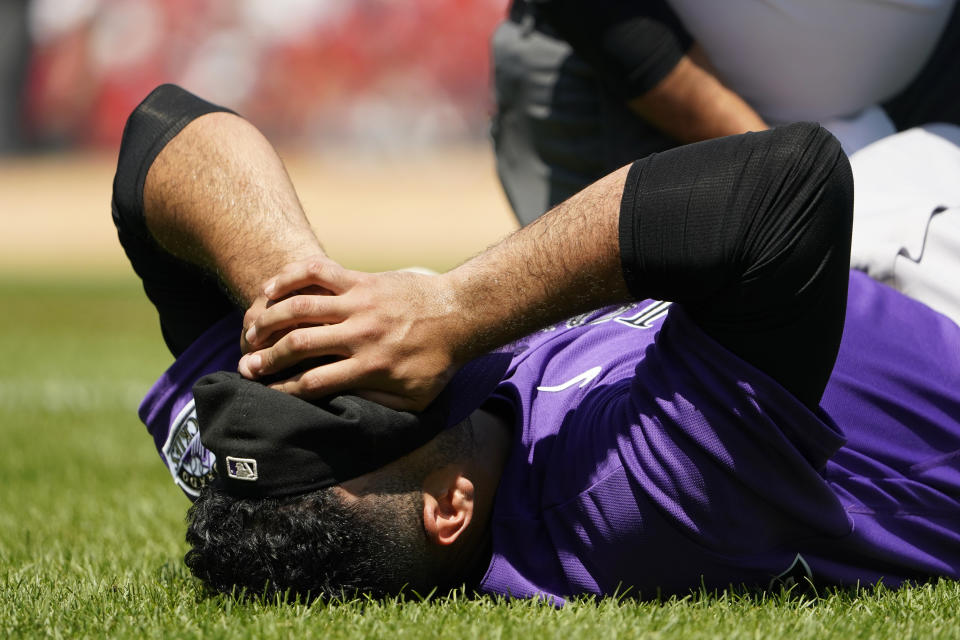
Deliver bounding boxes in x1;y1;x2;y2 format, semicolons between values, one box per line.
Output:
194;352;512;498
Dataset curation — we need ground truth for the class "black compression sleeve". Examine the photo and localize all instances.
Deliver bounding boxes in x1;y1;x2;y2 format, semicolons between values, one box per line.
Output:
529;0;692;98
618;123;853;407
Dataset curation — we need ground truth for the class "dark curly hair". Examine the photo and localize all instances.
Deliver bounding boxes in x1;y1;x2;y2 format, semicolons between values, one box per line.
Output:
184;482;428;601
184;413;485;601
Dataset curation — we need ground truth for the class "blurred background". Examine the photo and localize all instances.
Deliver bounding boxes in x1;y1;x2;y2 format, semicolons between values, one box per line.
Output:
0;0;518;275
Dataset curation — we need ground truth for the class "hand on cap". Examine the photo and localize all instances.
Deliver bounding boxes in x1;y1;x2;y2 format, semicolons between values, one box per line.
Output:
238;256;466;411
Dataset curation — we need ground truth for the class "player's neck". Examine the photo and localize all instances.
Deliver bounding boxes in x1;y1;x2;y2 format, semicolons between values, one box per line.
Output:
438;406;512;588
466;406;513;499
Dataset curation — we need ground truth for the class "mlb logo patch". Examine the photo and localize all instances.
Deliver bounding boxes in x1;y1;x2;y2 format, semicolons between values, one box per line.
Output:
225;456;259;481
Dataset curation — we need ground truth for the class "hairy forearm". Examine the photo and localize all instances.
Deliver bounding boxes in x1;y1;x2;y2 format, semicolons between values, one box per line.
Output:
240;125;848;410
440;165;632;363
143;111;323;305
628;52;766;144
238;164;633;407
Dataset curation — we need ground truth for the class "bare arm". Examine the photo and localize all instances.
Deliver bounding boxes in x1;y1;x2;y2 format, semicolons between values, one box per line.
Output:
440;165;631;361
527;1;766;142
238;166;633;409
143;111;324;306
628;47;767;143
239;125;851;412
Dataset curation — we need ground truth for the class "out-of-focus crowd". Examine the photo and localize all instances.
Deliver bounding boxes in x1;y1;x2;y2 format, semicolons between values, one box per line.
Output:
2;0;958;233
0;0;507;152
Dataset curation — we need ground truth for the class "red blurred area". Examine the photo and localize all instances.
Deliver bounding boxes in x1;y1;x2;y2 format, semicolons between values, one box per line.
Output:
22;0;509;149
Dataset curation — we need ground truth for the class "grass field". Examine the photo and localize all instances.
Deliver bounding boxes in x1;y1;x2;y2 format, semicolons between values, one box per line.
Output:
2;279;960;639
2;153;960;637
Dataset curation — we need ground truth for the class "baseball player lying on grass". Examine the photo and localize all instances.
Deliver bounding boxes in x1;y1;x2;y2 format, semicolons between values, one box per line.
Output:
113;85;960;604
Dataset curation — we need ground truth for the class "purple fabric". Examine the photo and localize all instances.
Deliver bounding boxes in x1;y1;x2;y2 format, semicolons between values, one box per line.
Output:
139;312;241;498
139;272;960;599
480;271;960;602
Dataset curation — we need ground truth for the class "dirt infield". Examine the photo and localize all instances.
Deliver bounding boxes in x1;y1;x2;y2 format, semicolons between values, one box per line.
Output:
0;147;518;277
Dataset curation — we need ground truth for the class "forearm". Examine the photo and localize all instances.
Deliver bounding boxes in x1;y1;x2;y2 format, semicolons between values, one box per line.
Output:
241;124;851;410
432;122;852;409
144;112;322;304
238;165;631;405
118;85;323;306
628;53;767;144
439;166;632;363
529;0;765;143
449;123;852;406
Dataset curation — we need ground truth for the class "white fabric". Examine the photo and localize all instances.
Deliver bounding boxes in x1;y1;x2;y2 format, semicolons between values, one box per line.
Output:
667;0;954;124
850;124;960;325
821;105;897;156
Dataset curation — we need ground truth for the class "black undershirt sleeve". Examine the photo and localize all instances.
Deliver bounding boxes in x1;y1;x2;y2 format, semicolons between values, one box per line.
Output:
618;123;854;408
517;0;692;98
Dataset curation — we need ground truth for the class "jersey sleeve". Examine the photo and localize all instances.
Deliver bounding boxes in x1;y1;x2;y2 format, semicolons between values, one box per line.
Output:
618;123;853;408
525;0;693;98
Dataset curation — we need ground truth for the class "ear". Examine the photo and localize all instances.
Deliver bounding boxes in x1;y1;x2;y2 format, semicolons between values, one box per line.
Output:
422;469;474;547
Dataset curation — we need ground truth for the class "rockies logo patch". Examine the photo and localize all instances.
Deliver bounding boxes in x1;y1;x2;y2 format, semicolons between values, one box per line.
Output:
162;400;216;498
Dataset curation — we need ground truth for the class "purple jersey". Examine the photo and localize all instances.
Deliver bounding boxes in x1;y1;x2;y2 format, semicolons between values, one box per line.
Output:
139;272;960;599
139;312;241;498
480;270;960;602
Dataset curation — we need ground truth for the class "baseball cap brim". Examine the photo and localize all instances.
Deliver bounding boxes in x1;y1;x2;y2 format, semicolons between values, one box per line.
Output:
193;351;512;498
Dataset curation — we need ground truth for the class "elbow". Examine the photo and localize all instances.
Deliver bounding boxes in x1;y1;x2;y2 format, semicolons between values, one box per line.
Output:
113;85;230;224
765;122;854;263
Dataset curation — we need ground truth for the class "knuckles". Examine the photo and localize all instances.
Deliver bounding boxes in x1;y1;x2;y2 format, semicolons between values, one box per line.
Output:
284;329;315;354
354;321;383;343
298;369;325;393
288;295;314;317
363;352;393;376
304;259;329;281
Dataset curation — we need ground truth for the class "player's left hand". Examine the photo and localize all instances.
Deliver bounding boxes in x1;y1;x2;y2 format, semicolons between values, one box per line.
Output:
239;284;332;355
240;293;271;355
237;256;468;412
